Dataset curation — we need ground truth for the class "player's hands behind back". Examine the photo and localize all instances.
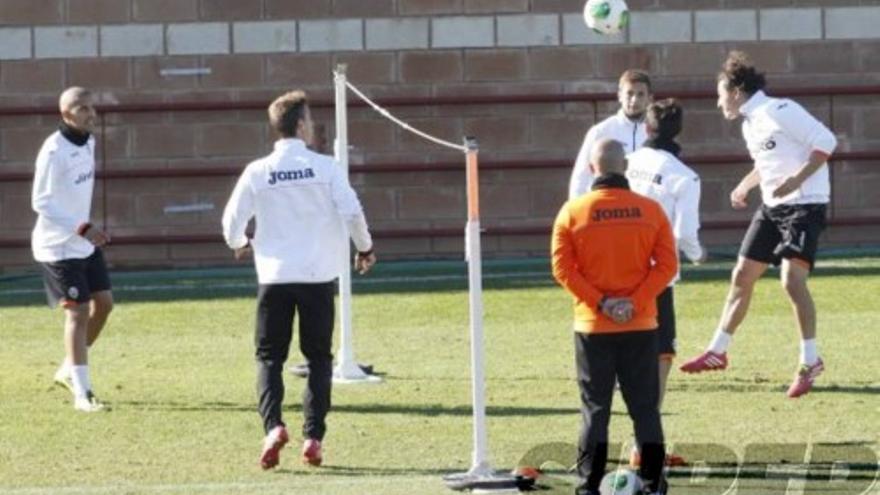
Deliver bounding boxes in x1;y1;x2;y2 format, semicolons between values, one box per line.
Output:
600;297;634;324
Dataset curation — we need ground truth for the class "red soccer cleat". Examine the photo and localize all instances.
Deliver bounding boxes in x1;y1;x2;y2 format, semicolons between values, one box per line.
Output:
512;465;542;480
787;358;824;399
629;447;640;469
679;351;728;373
629;448;687;468
259;426;289;470
302;438;323;467
665;453;687;467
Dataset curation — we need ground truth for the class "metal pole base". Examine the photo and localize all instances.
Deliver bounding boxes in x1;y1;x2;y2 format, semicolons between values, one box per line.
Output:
289;362;376;378
443;464;532;492
289;362;381;383
332;360;383;384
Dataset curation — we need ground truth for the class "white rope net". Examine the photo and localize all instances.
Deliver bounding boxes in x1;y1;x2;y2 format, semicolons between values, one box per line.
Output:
344;81;469;153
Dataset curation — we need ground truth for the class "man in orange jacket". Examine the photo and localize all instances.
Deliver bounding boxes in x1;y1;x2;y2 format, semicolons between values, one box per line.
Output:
552;139;678;495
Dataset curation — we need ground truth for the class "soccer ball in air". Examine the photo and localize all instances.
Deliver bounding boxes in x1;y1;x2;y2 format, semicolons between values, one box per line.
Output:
583;0;630;35
599;468;643;495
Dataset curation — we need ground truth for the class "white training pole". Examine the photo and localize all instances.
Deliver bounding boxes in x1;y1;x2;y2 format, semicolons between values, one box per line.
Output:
464;137;491;475
442;139;518;491
332;64;380;384
332;80;518;490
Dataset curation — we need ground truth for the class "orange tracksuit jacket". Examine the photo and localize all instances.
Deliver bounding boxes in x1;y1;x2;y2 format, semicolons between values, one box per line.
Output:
551;177;679;333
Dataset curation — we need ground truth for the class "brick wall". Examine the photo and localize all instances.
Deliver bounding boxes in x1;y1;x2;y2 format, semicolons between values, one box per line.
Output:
1;1;879;269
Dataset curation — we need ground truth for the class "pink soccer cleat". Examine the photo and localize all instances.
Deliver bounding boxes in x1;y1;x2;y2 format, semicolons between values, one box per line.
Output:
302;438;323;467
679;351;728;373
259;426;289;470
787;358;824;399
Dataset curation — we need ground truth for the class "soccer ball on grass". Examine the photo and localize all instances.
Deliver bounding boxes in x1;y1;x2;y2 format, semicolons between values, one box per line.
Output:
599;468;643;495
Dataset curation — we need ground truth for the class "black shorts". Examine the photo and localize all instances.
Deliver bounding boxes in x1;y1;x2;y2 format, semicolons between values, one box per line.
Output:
40;248;111;308
739;203;827;270
655;286;676;358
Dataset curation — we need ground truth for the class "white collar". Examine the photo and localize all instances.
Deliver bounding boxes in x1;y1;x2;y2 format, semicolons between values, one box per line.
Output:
274;138;306;151
739;90;769;118
616;108;644;126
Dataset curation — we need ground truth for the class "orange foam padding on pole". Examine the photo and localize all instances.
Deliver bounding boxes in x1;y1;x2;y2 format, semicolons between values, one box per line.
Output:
466;150;480;221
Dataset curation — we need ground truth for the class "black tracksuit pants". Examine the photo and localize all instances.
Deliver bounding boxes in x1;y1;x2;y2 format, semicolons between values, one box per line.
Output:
574;330;666;494
255;281;335;441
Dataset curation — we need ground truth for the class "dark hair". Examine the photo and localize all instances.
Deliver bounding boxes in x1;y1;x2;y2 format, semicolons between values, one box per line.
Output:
644;98;683;157
619;69;652;92
268;90;308;137
718;51;766;95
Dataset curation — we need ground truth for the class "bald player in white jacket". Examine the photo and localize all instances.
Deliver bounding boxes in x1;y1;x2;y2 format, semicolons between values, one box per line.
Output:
569;70;651;199
222;90;376;470
625;99;704;468
33;87;113;414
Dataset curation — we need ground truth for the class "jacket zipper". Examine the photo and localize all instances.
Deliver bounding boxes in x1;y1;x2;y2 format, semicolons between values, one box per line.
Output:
632;122;637;152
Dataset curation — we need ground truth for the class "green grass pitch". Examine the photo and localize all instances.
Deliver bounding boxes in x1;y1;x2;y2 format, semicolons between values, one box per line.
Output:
1;256;878;494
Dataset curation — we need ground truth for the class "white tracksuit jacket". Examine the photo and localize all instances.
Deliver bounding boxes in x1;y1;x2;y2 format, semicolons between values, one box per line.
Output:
627;147;704;283
222;138;372;285
739;91;837;207
31;131;97;262
569;109;647;200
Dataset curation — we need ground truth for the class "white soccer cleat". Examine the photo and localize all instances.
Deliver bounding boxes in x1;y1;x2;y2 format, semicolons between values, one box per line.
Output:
74;391;107;413
53;365;74;396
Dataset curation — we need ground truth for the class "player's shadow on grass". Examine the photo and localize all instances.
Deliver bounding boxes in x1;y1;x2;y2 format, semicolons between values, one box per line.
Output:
302;465;460;476
113;400;621;417
810;383;880;395
112;400;252;411
671;379;880;395
299;403;601;417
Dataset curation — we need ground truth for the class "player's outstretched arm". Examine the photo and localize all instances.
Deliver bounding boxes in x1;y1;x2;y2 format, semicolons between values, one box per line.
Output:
675;175;705;264
221;169;255;252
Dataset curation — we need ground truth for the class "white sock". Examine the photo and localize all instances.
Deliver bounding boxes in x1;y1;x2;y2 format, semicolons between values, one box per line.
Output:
801;339;818;366
60;346;88;375
707;329;732;354
70;365;92;399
